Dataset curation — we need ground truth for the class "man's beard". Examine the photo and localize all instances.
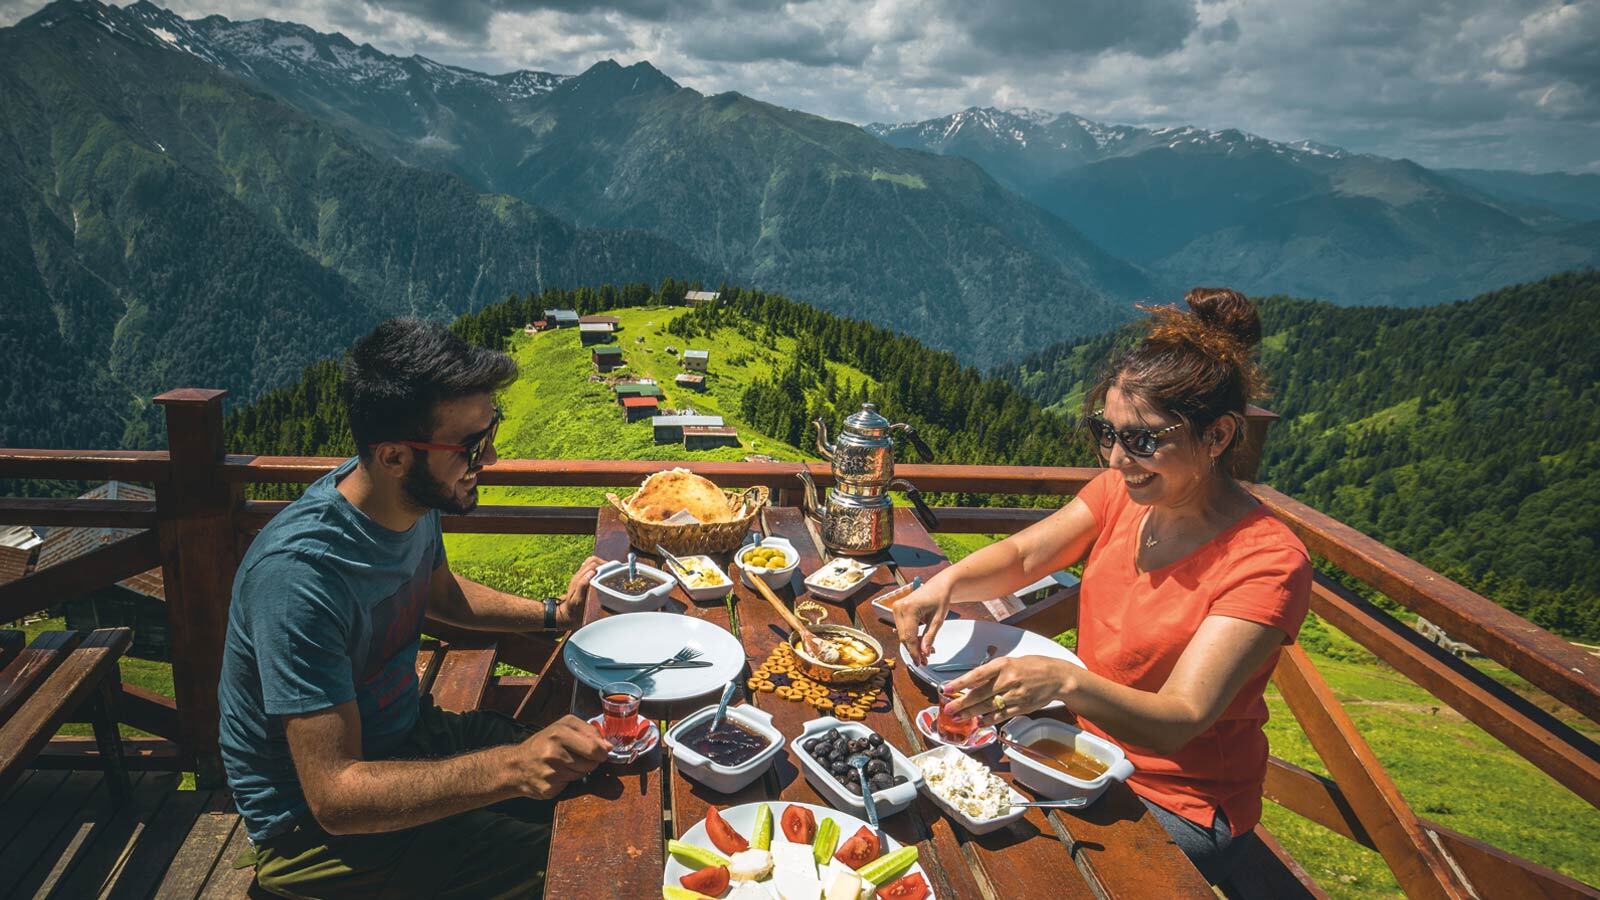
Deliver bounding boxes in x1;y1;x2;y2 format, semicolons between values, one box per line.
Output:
402;455;479;515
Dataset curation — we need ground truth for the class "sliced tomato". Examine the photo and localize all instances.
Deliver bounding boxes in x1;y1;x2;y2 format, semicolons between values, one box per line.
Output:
878;872;930;900
833;825;881;869
705;806;749;855
780;805;816;844
680;864;730;895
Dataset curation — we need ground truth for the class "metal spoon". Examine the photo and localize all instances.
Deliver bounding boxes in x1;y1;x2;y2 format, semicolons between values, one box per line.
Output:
710;681;737;736
1008;798;1090;809
848;754;880;829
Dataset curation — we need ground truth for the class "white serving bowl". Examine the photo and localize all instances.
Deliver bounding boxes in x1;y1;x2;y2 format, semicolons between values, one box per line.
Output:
804;557;879;602
1001;715;1134;806
908;745;1028;835
736;537;800;591
790;716;923;818
591;560;675;612
667;554;733;602
663;703;783;794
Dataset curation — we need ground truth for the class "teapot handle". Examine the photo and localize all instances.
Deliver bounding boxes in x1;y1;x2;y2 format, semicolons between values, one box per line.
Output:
894;424;934;462
892;479;940;531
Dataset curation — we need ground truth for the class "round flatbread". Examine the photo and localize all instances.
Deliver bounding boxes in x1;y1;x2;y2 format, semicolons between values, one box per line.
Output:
626;468;735;523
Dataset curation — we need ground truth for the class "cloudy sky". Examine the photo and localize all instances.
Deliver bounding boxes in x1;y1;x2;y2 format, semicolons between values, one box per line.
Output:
5;0;1598;172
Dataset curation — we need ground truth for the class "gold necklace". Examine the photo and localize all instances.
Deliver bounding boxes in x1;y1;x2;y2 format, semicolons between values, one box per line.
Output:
1142;512;1161;549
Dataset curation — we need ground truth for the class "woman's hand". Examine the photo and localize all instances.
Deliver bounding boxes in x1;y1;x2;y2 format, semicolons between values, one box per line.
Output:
944;655;1076;727
891;580;953;665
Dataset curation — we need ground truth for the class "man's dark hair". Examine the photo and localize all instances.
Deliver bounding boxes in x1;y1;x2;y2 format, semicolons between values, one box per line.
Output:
342;318;518;459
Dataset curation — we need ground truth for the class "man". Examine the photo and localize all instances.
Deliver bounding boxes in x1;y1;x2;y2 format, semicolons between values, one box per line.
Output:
220;318;612;898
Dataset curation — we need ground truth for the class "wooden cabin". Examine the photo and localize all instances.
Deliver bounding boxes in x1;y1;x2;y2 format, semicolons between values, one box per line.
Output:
543;308;579;328
613;383;665;405
32;482;169;659
684;290;720;306
622;395;660;422
682;425;739;450
674;373;706;391
592;345;624;372
651;414;724;443
1;393;1595;899
579;323;615;346
682;349;709;372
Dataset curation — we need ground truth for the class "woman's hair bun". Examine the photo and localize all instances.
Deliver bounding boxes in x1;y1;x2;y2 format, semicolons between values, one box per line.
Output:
1184;287;1261;350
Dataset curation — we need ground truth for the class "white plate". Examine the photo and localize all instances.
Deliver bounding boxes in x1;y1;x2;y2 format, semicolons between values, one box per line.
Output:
900;620;1084;710
663;800;935;897
563;612;746;702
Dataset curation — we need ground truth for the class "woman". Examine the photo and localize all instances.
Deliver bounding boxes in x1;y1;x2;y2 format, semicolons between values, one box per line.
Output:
893;287;1311;883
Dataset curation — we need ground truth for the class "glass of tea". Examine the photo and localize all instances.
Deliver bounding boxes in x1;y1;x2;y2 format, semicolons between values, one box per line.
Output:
600;682;644;757
936;689;978;744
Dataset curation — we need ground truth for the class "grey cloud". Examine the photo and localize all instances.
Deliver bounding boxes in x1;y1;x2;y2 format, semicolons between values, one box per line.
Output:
942;0;1198;58
695;19;874;67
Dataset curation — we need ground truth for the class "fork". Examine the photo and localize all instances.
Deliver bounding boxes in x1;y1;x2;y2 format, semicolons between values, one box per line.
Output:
626;646;703;683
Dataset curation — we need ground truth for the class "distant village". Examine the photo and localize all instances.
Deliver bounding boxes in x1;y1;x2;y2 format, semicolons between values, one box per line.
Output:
522;290;740;451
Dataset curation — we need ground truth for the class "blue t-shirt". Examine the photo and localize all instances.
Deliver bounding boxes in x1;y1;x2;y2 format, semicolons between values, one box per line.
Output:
219;458;445;843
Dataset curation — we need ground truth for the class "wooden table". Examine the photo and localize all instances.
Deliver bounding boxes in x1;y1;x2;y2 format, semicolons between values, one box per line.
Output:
543;508;1213;899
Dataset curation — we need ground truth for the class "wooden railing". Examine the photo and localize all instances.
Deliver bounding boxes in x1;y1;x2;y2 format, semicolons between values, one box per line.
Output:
1;390;1596;897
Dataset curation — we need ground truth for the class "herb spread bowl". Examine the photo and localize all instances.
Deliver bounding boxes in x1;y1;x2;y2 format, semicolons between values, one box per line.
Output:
591;559;675;612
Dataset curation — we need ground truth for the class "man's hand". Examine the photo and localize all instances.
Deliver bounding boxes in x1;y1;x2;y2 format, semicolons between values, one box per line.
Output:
507;715;613;799
554;555;604;628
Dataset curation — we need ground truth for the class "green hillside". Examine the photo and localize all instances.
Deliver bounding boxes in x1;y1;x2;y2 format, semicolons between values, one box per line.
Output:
0;2;701;451
999;269;1600;642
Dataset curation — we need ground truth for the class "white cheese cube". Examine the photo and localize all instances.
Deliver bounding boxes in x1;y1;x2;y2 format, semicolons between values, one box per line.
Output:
771;835;817;880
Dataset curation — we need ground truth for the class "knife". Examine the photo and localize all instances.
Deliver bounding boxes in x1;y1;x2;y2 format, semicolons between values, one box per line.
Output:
594;660;714;670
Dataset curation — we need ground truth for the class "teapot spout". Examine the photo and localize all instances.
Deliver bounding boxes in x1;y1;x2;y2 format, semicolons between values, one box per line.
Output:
813;418;834;461
795;470;822;524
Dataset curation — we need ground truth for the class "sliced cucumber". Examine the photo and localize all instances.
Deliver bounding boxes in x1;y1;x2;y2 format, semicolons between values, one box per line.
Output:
667;839;730;871
857;845;918;884
812;817;840;866
752;804;773;851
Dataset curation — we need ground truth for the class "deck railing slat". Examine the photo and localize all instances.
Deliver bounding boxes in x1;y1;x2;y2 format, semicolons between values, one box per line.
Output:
1253;483;1600;727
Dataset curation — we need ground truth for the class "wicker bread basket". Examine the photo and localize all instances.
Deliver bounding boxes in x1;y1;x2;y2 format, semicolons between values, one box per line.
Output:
605;484;768;555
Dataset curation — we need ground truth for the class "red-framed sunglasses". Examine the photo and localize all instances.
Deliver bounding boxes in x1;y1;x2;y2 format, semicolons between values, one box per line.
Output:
391;405;502;469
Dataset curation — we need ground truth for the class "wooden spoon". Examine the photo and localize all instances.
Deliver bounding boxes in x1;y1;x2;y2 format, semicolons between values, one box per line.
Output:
746;572;833;661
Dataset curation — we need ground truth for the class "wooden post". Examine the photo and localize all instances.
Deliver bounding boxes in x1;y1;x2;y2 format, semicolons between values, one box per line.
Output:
154;389;240;788
1233;404;1280;482
1272;645;1475;899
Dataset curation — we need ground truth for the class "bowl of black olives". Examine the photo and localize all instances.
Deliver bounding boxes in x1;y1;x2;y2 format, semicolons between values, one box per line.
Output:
789;717;924;817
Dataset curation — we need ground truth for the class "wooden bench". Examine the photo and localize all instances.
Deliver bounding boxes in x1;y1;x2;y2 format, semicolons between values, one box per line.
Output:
0;628;133;802
415;637;500;713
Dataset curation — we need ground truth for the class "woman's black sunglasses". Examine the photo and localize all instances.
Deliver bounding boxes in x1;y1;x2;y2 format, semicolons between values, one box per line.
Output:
1084;414;1184;458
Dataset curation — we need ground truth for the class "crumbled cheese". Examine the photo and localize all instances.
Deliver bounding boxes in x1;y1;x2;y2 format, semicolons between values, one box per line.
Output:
812;558;868;591
921;749;1011;820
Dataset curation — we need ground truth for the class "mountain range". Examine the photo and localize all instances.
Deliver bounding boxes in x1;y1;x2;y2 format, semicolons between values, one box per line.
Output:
869;107;1600;307
4;0;1598;452
118;1;1150;357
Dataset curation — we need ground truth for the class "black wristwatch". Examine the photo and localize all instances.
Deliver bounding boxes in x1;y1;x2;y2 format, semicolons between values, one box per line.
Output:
543;597;558;630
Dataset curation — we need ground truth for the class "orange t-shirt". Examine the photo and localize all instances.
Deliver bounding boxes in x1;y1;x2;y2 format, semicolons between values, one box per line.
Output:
1073;469;1311;836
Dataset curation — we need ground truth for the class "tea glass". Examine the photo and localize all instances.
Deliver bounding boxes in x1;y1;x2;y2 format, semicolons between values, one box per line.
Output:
600;681;645;760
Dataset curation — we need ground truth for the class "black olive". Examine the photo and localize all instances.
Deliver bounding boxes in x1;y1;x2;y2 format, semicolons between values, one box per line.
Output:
866;759;888;776
872;745;892;760
830;762;849;777
844;779;863;795
803;738;821;754
893;774;909;785
868;733;885;746
849;738;870;753
870;773;894;790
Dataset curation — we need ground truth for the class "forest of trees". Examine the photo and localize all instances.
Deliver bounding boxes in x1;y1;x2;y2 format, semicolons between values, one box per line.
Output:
1001;270;1600;641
